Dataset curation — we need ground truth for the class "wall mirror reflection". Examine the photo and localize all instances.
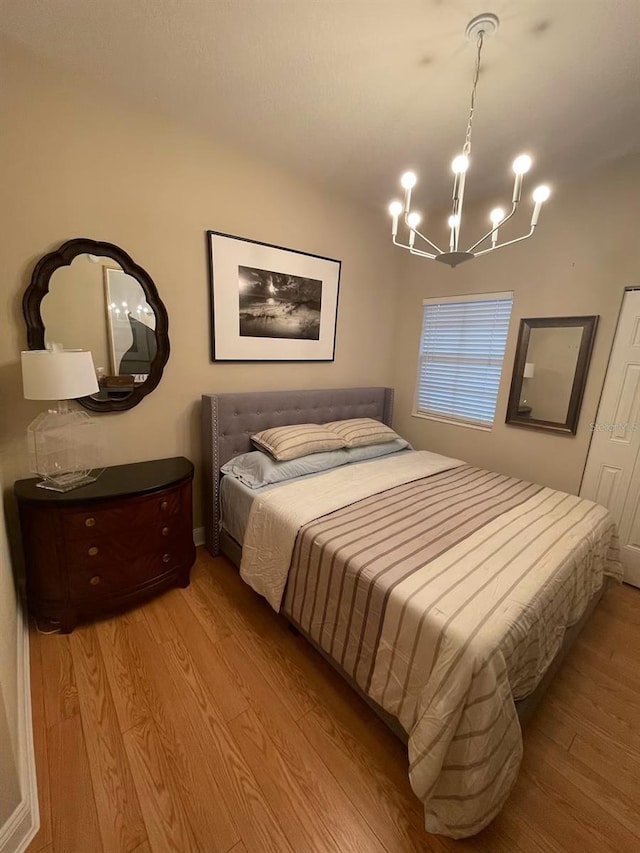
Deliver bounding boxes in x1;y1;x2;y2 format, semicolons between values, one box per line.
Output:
23;239;169;412
506;316;598;434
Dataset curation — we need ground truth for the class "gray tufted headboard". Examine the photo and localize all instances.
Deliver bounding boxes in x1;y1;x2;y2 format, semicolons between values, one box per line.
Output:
201;386;394;556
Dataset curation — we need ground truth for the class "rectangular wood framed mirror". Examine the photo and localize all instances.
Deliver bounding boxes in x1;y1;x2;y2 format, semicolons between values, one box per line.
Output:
506;316;598;434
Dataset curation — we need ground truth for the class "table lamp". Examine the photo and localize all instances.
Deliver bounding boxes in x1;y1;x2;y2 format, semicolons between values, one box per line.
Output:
21;346;105;492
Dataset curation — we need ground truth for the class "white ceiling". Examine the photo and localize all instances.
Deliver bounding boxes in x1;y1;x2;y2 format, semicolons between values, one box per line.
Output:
2;0;639;212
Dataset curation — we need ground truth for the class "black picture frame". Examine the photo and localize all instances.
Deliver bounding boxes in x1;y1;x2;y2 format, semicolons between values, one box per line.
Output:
207;230;341;362
506;315;598;435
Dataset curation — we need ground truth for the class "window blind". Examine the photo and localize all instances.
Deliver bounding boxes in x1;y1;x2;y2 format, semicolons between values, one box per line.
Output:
415;292;513;427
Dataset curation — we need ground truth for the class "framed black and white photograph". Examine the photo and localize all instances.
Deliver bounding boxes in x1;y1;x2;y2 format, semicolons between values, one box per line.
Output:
207;231;341;361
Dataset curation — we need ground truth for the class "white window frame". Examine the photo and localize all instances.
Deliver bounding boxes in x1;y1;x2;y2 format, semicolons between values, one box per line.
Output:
412;291;514;431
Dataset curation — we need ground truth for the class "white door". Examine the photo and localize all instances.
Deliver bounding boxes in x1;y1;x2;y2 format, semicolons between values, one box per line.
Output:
581;289;640;587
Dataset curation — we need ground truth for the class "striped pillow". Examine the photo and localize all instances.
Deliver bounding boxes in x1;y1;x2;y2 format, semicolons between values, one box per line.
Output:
251;423;347;461
324;417;400;448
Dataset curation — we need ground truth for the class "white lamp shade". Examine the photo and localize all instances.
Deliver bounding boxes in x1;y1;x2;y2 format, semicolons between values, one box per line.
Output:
21;350;99;400
523;362;535;379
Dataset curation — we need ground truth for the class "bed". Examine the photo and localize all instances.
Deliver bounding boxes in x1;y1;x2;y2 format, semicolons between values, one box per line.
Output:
201;386;622;838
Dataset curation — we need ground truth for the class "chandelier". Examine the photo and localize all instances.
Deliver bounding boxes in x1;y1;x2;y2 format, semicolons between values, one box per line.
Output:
388;13;551;268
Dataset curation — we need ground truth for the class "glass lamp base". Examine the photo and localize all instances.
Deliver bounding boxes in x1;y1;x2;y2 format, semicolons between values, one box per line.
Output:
36;473;98;493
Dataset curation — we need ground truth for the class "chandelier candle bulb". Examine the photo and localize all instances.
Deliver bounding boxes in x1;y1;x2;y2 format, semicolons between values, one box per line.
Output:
448;214;460;252
511;155;532;203
401;171;417;213
407;212;421;248
490;207;505;246
531;185;551;226
389;200;403;237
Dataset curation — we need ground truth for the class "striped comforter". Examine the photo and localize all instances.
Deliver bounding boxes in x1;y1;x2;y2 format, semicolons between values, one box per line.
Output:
239;451;622;837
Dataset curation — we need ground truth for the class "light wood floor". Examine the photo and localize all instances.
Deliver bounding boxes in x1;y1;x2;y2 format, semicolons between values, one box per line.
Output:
27;549;640;853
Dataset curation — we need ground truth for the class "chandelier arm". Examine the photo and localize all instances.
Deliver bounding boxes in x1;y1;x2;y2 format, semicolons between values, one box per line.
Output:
413;228;445;255
473;226;535;257
465;202;518;253
402;216;445;254
409;247;438;259
392;236;437;258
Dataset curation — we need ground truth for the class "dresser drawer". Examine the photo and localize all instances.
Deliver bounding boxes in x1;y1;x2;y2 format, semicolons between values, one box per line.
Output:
62;487;183;540
68;552;184;599
64;519;190;571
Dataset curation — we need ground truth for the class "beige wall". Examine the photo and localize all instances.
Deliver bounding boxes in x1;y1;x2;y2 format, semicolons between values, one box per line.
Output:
392;152;640;494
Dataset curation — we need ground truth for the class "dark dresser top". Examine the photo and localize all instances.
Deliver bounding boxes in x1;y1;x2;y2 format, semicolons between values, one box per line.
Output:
14;457;194;505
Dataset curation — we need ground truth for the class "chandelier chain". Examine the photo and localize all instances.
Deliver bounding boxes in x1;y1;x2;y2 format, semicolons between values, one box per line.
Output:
462;31;484;156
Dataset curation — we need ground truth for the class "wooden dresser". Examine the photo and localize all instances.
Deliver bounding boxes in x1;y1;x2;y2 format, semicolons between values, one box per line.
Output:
15;457;196;633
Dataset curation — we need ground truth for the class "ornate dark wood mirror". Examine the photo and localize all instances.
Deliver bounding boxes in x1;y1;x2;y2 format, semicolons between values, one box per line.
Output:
506;316;598;434
23;238;169;412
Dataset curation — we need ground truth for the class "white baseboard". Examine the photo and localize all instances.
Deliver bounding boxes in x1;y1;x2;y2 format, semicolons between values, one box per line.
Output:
193;527;205;547
0;605;39;853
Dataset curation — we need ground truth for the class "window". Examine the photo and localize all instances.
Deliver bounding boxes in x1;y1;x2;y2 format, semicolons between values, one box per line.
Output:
414;291;513;428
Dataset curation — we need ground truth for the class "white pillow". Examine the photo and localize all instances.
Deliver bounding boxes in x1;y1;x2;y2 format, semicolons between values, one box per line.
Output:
221;448;350;488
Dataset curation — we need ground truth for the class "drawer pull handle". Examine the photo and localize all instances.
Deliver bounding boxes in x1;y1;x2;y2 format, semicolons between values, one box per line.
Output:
162;526;170;537
88;546;99;556
162;553;171;563
90;575;101;586
85;517;96;527
160;501;169;511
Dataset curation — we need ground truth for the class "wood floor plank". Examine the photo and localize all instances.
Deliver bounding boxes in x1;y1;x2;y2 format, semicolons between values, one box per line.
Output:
563;640;640;694
527;703;576;751
160;633;295;853
195;567;314;721
599;583;640;625
97;615;238;850
123;620;240;853
569;731;640;807
25;627;52;853
220;636;389;853
154;591;248;723
47;715;103;852
297;703;440;852
547;668;640;750
39;632;78;728
179;575;232;646
69;625;147;853
123;717;200;853
94;615;161;733
523;732;640;850
228;707;349;853
139;588;184;644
